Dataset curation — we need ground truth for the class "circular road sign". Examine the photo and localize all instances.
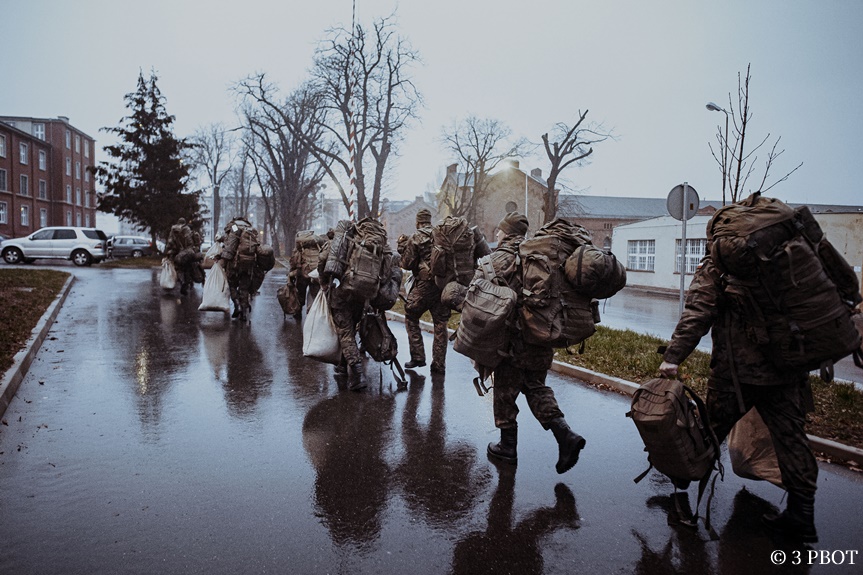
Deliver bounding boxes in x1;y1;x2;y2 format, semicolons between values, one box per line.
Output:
667;184;700;221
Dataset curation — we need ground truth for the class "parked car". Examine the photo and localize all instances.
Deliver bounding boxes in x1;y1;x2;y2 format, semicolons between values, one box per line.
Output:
1;227;108;266
108;235;155;258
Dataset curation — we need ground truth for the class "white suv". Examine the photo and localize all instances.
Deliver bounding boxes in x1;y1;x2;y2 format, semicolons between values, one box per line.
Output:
1;227;108;266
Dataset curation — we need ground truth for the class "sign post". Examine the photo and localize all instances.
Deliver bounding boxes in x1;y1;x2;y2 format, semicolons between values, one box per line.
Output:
667;183;700;316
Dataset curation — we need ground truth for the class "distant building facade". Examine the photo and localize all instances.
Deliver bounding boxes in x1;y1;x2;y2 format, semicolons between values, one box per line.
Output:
0;116;98;238
380;194;437;247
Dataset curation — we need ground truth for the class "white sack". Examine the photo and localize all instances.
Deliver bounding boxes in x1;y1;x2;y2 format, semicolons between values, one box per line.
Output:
303;290;342;364
160;258;177;290
198;263;231;313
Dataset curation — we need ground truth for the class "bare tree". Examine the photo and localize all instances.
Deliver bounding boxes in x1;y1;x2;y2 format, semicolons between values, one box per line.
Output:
189;123;236;240
236;77;329;255
439;116;530;223
709;64;802;204
541;110;612;222
308;13;422;219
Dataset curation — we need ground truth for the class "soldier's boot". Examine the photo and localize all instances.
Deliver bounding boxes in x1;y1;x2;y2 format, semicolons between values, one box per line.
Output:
763;492;818;543
348;362;367;392
549;417;586;474
405;359;426;369
487;427;517;463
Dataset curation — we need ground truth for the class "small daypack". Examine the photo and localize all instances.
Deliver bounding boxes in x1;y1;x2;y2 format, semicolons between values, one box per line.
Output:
341;217;388;301
430;216;476;289
518;219;597;348
359;309;399;363
295;230;321;279
453;255;518;369
628;377;722;536
370;252;403;312
564;244;627;299
323;220;356;280
276;281;301;317
708;193;862;379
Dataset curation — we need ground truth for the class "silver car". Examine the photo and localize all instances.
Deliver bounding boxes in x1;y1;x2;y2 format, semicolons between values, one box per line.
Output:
1;226;108;266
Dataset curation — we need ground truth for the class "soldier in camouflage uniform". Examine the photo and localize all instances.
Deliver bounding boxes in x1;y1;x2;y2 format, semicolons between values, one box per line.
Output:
317;230;367;391
288;231;329;321
398;209;451;373
660;252;819;543
481;212;586;475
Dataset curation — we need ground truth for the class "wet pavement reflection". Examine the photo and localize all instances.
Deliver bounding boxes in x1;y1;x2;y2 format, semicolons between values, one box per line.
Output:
0;265;861;574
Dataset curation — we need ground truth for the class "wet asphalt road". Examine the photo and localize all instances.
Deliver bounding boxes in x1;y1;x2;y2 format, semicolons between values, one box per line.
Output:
0;264;862;574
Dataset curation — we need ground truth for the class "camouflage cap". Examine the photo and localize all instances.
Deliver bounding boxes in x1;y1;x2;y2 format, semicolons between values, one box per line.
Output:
416;209;432;225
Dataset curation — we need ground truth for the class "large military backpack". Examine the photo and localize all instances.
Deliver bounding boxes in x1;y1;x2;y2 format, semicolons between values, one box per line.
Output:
518;218;597;349
236;227;260;269
295;230;321;279
708;193;862;379
628;377;722;533
341;217;388;301
564;244;627;300
323;220;356;280
453;255;518;369
430;216;476;289
370;252;403;312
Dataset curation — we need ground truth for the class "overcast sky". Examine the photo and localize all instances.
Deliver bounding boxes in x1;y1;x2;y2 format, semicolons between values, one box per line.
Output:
3;0;862;214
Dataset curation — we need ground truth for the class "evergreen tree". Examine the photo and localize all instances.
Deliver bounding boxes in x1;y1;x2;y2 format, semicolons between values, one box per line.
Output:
92;71;202;246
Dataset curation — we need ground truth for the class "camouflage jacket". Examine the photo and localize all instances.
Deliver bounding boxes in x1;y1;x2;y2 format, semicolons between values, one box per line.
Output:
399;225;434;280
663;255;805;388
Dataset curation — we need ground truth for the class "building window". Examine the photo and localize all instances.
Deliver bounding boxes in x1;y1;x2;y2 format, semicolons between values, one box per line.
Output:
40;208;48;227
75;161;81;179
603;222;613;230
84;166;90;182
84;191;90;208
33;123;46;141
627;240;655;271
66;157;72;176
76;188;81;205
85;213;90;227
75;134;80;153
19;175;29;196
39;150;47;170
0;169;6;191
21;205;30;227
65;130;71;149
20;142;28;164
66;184;72;203
76;212;82;227
66;210;72;226
0;201;6;224
0;134;6;157
39;180;47;199
84;140;90;158
675;238;708;274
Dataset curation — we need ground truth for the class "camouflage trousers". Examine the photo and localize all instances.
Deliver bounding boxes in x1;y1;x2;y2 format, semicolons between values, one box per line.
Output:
329;288;364;366
404;279;451;369
492;347;563;430
708;380;818;497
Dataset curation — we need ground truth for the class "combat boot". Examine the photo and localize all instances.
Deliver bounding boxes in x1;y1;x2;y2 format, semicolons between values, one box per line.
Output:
549;417;586;474
487;427;517;463
404;359;426;369
348;362;367;392
763;492;818;543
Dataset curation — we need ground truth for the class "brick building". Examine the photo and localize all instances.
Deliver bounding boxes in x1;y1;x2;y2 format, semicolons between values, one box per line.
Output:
380;194;437;248
0;116;98;238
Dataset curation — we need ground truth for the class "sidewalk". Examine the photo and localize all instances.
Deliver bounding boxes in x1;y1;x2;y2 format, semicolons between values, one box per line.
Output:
0;274;75;419
386;310;863;467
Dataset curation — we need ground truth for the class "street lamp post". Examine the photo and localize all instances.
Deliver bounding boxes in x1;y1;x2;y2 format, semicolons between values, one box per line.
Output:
706;102;729;206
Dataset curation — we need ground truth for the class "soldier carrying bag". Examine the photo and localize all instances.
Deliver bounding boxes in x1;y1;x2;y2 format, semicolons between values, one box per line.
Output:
430;216;476;289
340;217;388;302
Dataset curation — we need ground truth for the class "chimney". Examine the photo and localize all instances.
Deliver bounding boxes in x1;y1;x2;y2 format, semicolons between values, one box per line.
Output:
446;163;457;175
509;159;520;170
57;116;70;123
531;168;542;179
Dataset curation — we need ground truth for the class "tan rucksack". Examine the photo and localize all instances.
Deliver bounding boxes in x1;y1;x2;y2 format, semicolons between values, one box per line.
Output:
518;219;597;349
430;216;476;289
708;193;862;379
341;217;388;301
564;244;627;300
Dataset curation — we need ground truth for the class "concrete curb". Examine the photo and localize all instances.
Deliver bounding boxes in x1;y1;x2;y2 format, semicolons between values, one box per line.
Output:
0;274;75;419
385;310;863;466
